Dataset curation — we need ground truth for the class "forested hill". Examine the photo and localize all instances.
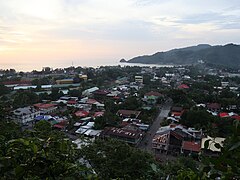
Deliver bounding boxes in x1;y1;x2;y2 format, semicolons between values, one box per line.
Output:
126;44;240;68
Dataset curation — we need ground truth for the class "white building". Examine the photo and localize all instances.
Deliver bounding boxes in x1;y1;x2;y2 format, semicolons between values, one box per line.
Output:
12;106;40;125
135;76;143;84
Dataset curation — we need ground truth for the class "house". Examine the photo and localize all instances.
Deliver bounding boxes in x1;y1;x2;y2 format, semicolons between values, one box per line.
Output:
121;118;149;131
143;91;163;104
11;106;40;125
75;110;89;118
178;84;190;89
82;87;99;97
106;91;122;99
75;122;95;134
181;141;201;155
117;110;141;119
79;74;88;82
100;125;143;145
152;129;182;154
93;90;110;100
135;76;143;84
221;81;229;88
171;106;185;119
201;136;225;156
53;120;68;130
33;103;57;114
93;112;104;118
207;103;221;112
152;124;202;155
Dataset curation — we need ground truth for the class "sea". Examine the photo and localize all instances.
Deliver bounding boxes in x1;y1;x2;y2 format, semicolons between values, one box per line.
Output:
1;60;174;72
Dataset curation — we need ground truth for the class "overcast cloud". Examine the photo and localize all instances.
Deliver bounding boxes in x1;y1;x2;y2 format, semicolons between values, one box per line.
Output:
0;0;239;70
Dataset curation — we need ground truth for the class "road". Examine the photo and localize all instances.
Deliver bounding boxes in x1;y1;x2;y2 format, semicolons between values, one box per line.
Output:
137;99;172;153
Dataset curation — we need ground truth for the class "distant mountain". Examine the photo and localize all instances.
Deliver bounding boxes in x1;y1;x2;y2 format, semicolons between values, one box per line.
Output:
125;44;240;68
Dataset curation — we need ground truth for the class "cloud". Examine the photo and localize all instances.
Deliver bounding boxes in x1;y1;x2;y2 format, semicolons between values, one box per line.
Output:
0;0;240;71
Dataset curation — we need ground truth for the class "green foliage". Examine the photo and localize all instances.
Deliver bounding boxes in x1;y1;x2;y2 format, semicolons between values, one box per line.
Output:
139;108;158;124
81;139;159;179
68;89;82;97
94;111;121;130
0;120;94;179
200;120;240;179
13;91;39;108
167;89;193;106
0;84;9;96
166;122;240;179
180;110;215;131
119;96;142;110
161;157;199;179
50;88;64;100
31;77;51;86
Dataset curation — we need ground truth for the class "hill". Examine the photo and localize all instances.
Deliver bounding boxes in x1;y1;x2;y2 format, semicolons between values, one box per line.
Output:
125;44;240;68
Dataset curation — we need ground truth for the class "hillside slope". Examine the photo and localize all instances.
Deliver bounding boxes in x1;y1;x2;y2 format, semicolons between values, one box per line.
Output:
126;44;240;68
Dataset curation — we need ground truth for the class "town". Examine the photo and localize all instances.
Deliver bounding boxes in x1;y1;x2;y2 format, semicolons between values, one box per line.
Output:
0;63;240;179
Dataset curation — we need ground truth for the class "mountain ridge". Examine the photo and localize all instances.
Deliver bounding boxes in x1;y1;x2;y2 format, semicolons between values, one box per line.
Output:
124;44;240;68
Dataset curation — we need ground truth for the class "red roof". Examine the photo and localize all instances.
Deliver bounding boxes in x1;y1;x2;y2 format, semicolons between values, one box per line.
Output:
178;84;189;89
120;121;130;127
75;110;89;117
207;103;221;110
113;96;120;100
67;100;77;104
93;112;104;118
219;112;229;118
93;90;110;95
171;112;183;117
145;91;162;97
53;120;68;129
86;99;98;104
182;141;201;152
231;115;240;120
34;103;56;109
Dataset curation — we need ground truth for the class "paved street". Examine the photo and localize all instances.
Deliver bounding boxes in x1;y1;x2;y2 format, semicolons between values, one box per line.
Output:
137;99;172;153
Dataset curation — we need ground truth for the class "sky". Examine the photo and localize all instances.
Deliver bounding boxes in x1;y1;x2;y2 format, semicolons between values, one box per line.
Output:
0;0;240;71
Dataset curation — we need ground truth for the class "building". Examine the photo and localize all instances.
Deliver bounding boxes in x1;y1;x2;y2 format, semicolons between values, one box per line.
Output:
178;84;190;89
201;136;225;156
82;87;99;97
152;124;202;155
56;79;74;85
171;106;185;119
181;141;201;155
143;91;163;104
135;76;143;84
11;106;40;125
117;110;141;119
93;89;110;100
207;103;221;112
100;125;143;145
79;74;88;82
33;103;57;114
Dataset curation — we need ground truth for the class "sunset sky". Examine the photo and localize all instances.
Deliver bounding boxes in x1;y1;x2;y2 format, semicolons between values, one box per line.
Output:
0;0;240;71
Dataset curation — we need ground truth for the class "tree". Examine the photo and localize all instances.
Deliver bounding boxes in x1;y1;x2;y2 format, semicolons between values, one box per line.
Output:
13;91;39;108
81;139;159;179
180;110;215;132
0;84;9;96
119;96;142;110
0;120;94;179
161;157;199;179
68;89;82;97
174;121;240;179
50;88;64;100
